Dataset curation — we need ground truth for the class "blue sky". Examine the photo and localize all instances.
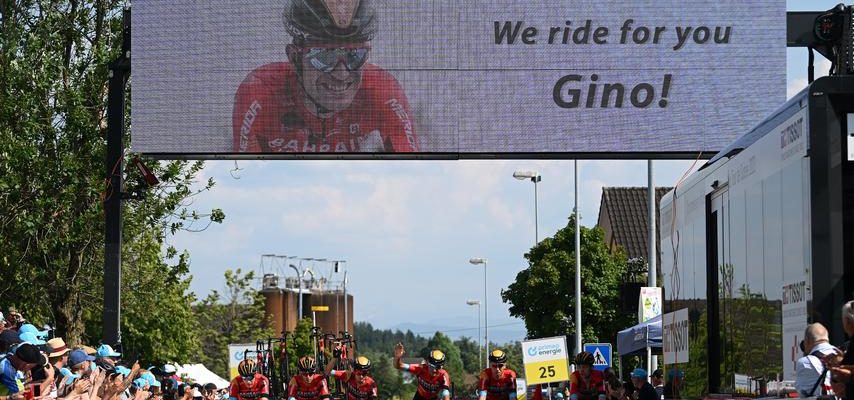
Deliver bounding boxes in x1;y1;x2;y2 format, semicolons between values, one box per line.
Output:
169;0;836;343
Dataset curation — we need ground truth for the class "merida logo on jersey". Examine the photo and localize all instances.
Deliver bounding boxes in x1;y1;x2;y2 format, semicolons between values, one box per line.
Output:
418;377;442;393
345;382;372;398
240;101;262;152
385;99;416;150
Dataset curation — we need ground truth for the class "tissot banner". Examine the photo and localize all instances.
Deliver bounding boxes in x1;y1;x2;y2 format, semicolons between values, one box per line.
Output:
132;0;785;156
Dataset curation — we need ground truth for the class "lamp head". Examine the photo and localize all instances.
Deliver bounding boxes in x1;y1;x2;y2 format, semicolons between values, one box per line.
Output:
513;170;539;181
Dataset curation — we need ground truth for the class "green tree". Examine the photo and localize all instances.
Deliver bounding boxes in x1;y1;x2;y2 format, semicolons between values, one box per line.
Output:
196;269;276;378
454;336;482;374
501;341;523;377
0;0;223;355
355;322;429;356
501;214;633;346
287;317;315;375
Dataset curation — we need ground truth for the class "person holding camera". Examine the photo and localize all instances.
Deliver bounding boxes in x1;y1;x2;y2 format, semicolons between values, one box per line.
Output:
822;300;854;399
794;323;836;397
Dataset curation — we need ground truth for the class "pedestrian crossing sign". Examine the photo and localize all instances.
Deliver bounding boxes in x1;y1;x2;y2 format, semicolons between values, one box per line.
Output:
583;343;612;371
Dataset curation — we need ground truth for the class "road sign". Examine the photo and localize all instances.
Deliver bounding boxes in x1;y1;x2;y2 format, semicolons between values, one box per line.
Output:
522;336;570;385
583;343;612;372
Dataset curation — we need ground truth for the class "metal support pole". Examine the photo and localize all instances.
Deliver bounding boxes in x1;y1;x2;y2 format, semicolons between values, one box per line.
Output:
574;160;582;356
299;270;304;321
484;261;489;369
648;160;658;370
103;8;131;347
534;177;539;243
343;268;348;332
289;263;301;321
477;302;482;368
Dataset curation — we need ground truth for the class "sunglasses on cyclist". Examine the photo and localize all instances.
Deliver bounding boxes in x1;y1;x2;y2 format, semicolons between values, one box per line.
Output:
491;363;505;368
299;46;370;73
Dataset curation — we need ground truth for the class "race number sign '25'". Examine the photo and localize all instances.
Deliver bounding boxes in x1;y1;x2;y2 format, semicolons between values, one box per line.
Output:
132;0;785;157
522;336;570;385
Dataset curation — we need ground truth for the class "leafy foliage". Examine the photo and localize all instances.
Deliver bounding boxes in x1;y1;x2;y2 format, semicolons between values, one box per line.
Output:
196;269;276;378
355;322;429;354
0;0;222;362
501;214;634;348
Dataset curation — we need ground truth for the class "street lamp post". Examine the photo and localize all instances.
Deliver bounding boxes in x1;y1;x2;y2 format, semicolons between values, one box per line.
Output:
469;257;488;368
289;258;316;321
513;170;542;243
466;300;482;368
574;160;582;358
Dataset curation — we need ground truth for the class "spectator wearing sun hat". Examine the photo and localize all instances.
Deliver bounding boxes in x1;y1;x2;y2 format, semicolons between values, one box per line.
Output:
46;338;71;398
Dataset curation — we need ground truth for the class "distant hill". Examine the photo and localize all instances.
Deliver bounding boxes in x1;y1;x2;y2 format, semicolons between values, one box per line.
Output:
387;320;527;344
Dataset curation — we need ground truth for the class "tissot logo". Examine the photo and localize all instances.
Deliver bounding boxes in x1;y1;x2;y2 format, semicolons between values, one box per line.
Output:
780;117;804;149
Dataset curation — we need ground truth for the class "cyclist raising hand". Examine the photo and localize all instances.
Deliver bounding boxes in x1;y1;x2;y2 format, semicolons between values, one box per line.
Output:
393;343;451;400
324;355;377;400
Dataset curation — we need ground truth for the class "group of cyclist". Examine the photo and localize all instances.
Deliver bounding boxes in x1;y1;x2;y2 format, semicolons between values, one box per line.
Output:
227;343;523;400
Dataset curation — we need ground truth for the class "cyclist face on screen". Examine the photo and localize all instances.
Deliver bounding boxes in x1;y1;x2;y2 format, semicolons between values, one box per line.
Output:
290;40;370;113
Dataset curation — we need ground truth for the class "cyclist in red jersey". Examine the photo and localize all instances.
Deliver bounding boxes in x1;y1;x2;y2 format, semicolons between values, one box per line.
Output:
478;349;518;400
288;356;330;400
393;343;451;400
229;360;271;400
323;355;377;400
233;0;418;154
568;352;605;400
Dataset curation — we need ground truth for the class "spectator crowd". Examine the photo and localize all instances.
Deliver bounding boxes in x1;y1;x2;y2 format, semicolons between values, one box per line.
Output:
0;310;226;400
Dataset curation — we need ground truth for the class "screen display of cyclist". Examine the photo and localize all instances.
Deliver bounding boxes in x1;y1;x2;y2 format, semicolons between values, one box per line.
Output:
132;0;785;157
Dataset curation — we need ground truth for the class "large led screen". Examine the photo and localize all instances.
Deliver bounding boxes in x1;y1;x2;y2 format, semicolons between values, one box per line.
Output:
132;0;786;157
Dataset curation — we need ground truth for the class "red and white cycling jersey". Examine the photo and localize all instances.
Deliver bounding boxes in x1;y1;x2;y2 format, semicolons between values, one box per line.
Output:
233;63;417;153
330;370;377;400
287;373;330;400
229;374;270;400
478;368;517;400
404;364;450;400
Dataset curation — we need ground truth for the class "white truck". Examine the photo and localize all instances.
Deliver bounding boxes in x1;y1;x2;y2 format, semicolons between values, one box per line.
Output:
660;75;854;396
